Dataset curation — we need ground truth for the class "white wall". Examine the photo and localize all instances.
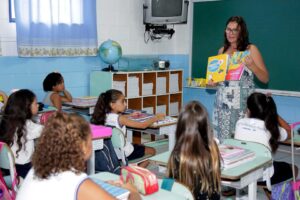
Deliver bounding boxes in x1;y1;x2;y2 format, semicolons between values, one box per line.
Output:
0;0;191;56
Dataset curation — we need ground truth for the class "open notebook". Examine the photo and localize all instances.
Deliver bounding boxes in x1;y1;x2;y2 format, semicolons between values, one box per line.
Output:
91;178;130;200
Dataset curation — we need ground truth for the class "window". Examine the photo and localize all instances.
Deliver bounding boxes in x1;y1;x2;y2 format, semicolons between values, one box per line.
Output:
31;0;83;25
14;0;97;57
9;0;15;22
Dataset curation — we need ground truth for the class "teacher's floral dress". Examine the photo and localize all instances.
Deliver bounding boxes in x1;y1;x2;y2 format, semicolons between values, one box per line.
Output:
212;68;255;142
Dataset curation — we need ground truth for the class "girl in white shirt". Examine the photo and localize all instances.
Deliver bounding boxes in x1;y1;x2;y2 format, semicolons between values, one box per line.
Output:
0;89;43;178
91;89;165;168
17;112;140;200
235;92;296;185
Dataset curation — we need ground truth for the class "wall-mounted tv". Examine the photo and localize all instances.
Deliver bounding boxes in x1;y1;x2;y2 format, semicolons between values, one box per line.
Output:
143;0;189;25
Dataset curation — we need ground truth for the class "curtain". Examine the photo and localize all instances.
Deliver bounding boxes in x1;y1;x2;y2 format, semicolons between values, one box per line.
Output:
14;0;97;57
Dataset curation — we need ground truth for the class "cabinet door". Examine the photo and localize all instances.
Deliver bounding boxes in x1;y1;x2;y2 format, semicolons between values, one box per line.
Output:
90;71;113;96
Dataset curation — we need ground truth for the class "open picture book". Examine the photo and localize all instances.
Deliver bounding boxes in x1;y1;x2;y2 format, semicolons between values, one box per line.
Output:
206;51;250;83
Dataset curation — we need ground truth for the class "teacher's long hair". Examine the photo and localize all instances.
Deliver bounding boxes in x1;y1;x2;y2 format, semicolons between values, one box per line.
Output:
167;101;221;197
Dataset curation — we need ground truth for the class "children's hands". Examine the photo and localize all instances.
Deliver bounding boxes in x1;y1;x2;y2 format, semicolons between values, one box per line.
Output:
107;180;141;200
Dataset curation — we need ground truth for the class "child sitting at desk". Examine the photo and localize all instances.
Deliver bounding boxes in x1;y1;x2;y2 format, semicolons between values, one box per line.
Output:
91;89;165;168
42;72;72;111
0;89;43;178
235;92;297;186
167;101;221;200
16;112;140;200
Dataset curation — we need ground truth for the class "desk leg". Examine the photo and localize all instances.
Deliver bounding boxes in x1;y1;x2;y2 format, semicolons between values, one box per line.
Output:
168;125;176;151
127;129;133;143
248;181;257;200
87;150;95;175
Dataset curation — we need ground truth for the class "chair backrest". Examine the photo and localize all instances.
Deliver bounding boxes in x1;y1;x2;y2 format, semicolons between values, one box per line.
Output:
0;142;18;199
172;182;194;200
161;178;194;200
111;127;127;165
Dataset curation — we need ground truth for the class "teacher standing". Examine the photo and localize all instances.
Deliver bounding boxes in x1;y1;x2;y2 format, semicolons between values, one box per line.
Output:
212;16;269;142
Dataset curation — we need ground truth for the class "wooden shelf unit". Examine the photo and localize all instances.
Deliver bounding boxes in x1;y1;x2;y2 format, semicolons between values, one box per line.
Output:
90;69;183;116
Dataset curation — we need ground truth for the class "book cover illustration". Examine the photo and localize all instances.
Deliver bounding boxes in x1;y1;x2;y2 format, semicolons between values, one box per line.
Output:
206;54;229;83
225;51;250;81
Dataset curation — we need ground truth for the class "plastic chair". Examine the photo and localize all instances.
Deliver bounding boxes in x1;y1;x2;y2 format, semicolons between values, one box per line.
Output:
161;178;194;200
0;141;19;199
111;127;154;166
111;127;127;165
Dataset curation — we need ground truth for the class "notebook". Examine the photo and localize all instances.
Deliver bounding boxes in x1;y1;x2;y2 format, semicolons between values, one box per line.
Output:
91;178;130;200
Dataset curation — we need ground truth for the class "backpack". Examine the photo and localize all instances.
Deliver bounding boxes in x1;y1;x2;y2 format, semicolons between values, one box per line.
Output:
0;142;17;200
0;170;13;200
94;139;121;175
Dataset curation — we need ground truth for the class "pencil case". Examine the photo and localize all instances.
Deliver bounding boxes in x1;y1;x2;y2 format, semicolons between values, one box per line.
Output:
121;165;159;195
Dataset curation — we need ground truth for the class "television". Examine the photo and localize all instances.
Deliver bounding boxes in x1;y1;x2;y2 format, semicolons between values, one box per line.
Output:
143;0;189;25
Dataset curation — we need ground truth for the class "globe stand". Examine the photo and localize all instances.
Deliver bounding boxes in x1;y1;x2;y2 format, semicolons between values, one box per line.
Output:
102;64;118;72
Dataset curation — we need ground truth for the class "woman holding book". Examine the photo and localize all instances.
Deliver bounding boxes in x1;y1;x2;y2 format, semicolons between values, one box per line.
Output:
210;16;269;142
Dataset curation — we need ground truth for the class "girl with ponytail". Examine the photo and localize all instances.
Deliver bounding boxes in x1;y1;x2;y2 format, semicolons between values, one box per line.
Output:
91;89;165;168
235;92;296;185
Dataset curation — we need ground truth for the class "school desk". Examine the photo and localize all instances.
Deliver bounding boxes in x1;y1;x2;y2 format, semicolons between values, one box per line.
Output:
280;132;300;147
90;172;188;200
126;116;178;151
87;125;112;175
149;139;272;200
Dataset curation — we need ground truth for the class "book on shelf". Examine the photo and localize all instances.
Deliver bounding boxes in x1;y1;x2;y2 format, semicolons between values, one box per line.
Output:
225;51;250;81
219;144;256;169
206;54;229;83
91;178;130;200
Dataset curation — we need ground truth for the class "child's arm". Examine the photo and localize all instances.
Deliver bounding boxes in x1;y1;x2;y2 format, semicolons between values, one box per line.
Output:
77;179;117;200
119;113;165;129
51;92;63;110
60;89;72;102
278;115;291;139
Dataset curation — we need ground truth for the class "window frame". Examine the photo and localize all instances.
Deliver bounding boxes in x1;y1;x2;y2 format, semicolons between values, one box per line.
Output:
9;0;15;23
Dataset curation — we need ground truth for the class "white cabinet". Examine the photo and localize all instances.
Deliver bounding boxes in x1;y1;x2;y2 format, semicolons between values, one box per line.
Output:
90;70;183;116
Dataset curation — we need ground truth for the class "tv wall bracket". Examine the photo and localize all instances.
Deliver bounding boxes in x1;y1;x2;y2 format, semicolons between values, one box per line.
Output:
144;24;175;42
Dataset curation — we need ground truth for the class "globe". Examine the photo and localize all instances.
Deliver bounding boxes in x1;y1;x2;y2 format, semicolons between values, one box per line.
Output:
99;39;122;71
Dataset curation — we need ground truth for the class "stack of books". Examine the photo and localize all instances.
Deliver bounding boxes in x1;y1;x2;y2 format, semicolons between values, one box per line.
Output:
219;144;256;169
127;76;139;97
71;96;97;107
113;81;126;95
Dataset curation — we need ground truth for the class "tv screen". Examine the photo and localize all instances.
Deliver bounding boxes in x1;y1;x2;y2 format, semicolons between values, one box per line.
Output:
152;0;182;17
143;0;188;25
